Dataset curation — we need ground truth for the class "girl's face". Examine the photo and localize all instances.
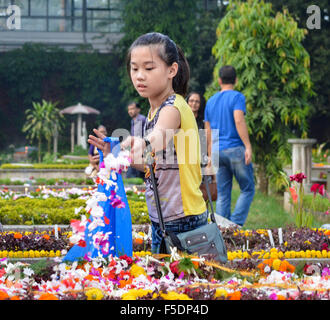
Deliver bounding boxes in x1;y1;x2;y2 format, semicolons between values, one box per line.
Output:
187;93;201;113
130;45;177;100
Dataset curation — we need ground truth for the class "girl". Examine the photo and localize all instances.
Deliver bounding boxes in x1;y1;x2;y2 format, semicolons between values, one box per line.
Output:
89;32;207;253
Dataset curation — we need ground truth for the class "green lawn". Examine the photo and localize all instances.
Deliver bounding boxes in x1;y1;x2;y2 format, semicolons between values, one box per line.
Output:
219;181;328;230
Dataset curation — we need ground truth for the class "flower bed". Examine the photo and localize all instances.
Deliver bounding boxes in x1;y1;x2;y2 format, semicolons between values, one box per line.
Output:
0;250;329;300
0;187;149;225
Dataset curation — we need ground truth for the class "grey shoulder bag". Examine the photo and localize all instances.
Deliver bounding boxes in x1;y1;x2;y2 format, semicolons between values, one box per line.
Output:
148;163;227;264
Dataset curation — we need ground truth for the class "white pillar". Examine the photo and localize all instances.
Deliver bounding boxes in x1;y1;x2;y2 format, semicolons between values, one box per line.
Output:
71;121;75;153
288;138;317;192
77;113;82;147
53;123;58;161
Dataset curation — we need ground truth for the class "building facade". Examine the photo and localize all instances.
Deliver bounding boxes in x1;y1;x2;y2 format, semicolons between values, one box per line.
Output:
0;0;123;52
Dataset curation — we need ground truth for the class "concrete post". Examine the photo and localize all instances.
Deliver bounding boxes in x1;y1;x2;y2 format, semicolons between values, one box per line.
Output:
288;138;317;192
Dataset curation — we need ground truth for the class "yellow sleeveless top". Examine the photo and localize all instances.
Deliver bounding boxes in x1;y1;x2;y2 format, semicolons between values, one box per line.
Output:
144;94;206;223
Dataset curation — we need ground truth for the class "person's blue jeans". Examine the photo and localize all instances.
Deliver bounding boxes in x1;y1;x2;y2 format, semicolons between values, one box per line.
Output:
151;211;208;254
212;146;255;227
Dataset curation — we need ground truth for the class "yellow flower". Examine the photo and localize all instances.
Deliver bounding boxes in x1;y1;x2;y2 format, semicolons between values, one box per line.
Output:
130;264;147;278
263;252;270;259
272;259;281;271
122;289;152;300
284;251;291;259
270;252;278;259
304;240;311;245
160;291;192;300
278;251;284;259
243;252;250;259
316;251;322;258
215;288;228;298
85;288;104;300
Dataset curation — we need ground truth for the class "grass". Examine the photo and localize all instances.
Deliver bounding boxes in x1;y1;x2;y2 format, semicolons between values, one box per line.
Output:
217;181;329;230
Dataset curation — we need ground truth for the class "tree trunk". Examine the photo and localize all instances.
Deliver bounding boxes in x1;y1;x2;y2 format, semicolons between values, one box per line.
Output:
38;137;41;163
257;163;269;194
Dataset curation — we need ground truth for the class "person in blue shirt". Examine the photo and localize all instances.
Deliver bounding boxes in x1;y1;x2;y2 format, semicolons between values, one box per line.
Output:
204;65;255;227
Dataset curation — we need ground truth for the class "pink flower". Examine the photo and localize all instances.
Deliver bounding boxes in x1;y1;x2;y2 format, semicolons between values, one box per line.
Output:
290;173;307;183
311;183;326;196
269;293;278;300
311;183;320;195
318;184;325;196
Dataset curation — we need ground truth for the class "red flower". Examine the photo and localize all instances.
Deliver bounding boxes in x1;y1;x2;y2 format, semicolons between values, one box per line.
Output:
311;183;326;196
321;243;329;252
169;261;180;275
318;184;325;196
290;173;307;183
119;255;133;265
78;240;86;247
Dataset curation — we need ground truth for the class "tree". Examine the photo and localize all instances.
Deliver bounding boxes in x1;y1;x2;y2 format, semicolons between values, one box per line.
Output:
268;0;330;144
43;100;65;155
22;101;48;163
205;0;313;193
22;100;63;162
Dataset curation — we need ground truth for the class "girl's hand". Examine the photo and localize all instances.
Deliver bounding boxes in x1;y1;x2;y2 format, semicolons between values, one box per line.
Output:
88;128;110;158
121;136;145;165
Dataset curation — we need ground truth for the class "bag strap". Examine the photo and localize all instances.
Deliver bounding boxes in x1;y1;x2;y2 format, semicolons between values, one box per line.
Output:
203;175;216;223
147;162;166;237
148;162;188;252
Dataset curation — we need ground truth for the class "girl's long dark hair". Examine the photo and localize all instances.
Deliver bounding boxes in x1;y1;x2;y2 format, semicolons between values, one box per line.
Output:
126;32;190;97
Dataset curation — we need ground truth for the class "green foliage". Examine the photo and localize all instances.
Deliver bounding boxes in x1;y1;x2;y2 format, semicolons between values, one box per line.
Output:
0;43;126;152
0;163;87;169
206;0;314;192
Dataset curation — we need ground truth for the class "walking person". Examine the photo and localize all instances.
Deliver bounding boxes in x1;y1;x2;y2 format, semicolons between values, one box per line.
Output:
126;102;146;179
204;65;255;227
89;32;207;253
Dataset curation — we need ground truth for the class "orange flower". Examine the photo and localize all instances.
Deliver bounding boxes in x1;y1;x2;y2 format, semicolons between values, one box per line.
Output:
263;259;273;267
14;232;22;239
0;290;9;300
287;264;295;273
38;293;58;300
43;234;50;240
10;295;20;300
228;291;241;300
279;260;289;272
289;187;298;204
277;295;286;300
134;238;144;245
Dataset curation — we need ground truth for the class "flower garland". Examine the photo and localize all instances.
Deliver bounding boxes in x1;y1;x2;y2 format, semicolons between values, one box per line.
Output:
68;150;131;256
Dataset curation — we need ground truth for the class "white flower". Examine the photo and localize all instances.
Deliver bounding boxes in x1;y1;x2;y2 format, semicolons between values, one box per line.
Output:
23;267;34;277
88;217;105;231
90;205;104;218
